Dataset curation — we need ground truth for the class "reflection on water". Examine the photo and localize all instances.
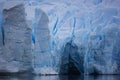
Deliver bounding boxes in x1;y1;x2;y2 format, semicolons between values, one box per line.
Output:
0;75;120;80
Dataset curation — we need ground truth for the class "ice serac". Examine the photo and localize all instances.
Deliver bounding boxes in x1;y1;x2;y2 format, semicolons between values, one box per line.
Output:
1;4;32;73
33;9;55;74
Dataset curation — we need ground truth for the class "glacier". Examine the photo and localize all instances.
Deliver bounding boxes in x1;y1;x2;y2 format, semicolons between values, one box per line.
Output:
0;0;120;75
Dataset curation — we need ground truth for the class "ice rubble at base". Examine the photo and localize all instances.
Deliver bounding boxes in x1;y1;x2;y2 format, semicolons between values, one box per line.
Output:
0;0;120;74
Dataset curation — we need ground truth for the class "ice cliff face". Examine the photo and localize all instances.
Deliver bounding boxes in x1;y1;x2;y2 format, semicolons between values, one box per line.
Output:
33;9;53;74
0;4;32;73
0;0;120;74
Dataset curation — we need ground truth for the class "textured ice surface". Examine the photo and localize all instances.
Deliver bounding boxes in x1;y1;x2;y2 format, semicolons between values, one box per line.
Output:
0;0;120;74
0;4;32;73
33;8;55;74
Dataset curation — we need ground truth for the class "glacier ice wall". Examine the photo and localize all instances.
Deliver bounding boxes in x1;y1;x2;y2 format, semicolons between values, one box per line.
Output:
26;0;120;74
0;0;120;74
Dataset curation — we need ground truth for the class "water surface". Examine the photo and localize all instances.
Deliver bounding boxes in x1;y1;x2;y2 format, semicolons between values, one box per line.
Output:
0;75;120;80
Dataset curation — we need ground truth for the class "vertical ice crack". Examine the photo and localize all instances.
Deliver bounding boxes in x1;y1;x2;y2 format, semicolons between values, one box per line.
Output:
52;17;58;35
71;17;76;43
0;3;4;45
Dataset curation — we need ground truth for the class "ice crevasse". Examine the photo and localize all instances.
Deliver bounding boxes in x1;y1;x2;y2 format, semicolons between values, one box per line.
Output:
0;0;120;75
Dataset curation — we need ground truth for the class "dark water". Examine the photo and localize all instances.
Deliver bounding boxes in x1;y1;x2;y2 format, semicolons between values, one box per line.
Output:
0;75;120;80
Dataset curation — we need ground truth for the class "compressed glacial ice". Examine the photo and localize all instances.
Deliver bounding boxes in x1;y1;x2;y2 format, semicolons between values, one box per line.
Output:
33;8;54;74
0;4;32;73
0;0;120;74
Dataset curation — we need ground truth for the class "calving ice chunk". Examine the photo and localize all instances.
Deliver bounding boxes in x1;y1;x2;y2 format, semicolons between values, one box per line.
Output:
0;0;120;74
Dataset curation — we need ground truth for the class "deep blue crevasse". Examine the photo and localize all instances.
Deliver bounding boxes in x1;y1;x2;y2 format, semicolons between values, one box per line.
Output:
0;4;4;45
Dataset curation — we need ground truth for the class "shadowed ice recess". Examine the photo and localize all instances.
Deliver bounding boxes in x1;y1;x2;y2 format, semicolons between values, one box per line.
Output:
0;0;120;75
